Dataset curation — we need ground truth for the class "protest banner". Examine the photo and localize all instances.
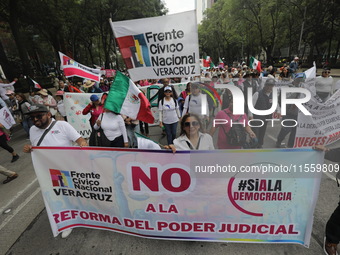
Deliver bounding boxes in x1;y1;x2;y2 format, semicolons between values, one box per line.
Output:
0;107;16;129
295;87;340;148
63;85;189;132
59;52;101;82
63;93;102;138
110;11;200;81
31;147;322;246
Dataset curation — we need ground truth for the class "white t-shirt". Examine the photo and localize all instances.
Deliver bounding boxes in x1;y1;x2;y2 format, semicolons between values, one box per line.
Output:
137;137;161;150
158;98;180;124
315;76;334;93
173;132;214;150
182;93;208;116
30;120;81;146
94;112;128;142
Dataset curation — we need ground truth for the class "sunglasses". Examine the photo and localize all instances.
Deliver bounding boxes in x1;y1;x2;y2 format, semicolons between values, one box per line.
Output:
164;90;172;93
184;121;199;127
29;113;46;120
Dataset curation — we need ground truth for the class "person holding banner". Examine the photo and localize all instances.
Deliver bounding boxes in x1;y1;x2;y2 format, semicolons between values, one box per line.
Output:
170;113;214;151
82;94;104;146
23;104;88;238
94;109;128;148
313;145;340;255
315;68;334;102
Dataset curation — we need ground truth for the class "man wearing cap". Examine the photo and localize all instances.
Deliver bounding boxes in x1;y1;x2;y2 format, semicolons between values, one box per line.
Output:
82;94;104;146
23;104;87;238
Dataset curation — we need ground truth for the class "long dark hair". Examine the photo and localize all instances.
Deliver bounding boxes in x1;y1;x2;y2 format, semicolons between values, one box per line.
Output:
179;113;203;136
16;93;28;102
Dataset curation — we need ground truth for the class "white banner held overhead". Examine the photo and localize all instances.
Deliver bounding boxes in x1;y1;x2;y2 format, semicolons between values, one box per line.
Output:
110;11;200;81
0;107;15;129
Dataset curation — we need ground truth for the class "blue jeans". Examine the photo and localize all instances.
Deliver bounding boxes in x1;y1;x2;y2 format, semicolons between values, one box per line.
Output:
164;122;178;145
22;118;33;136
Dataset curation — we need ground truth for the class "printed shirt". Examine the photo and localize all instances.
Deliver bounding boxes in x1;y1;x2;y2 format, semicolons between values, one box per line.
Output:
158;98;180;124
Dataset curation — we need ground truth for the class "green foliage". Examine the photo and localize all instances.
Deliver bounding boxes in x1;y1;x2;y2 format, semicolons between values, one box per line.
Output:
0;0;167;76
199;0;340;66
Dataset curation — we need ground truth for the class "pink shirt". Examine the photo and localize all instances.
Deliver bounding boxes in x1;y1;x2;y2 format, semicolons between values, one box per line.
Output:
215;108;248;149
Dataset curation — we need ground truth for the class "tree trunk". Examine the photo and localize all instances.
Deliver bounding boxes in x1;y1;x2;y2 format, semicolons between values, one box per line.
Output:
0;39;15;80
9;0;33;76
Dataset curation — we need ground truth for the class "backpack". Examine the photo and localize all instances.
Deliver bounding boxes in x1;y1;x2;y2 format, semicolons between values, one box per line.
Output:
161;97;177;108
221;110;247;146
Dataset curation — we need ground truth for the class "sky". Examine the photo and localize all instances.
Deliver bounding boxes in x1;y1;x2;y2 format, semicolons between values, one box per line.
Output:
163;0;195;14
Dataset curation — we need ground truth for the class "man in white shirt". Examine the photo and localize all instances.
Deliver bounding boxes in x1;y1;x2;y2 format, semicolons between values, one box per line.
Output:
23;104;87;238
182;83;209;128
315;68;334;102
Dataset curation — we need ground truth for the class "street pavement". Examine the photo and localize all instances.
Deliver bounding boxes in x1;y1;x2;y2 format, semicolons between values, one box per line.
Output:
1;76;340;255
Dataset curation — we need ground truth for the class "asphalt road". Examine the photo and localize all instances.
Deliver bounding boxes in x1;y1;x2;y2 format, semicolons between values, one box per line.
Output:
2;79;340;255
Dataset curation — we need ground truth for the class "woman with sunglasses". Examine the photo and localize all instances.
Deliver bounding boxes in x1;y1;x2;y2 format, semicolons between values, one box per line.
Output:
315;68;334;102
170;113;214;151
159;86;180;145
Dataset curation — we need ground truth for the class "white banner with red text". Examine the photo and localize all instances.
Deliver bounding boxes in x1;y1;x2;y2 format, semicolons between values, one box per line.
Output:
31;147;323;246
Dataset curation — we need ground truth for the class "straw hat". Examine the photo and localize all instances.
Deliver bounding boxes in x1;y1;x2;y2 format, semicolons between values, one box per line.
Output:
83;80;95;88
38;89;48;96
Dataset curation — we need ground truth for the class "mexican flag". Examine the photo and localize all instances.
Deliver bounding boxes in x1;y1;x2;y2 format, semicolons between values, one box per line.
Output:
218;57;224;68
249;57;261;72
104;71;154;124
203;56;214;68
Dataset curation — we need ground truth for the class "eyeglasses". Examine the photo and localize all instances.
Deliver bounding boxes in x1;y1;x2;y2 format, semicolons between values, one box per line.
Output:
323;71;331;74
164;90;172;93
184;121;199;127
29;113;46;120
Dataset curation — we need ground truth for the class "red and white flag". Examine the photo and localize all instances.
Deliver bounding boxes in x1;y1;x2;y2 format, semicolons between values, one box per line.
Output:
31;78;42;89
59;52;101;82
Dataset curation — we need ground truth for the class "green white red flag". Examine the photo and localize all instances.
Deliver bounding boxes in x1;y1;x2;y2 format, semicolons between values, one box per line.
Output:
104;71;154;124
249;57;261;72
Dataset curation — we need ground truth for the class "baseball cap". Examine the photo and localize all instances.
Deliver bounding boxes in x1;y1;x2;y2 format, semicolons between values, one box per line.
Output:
25;104;48;114
90;94;99;102
164;86;172;91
